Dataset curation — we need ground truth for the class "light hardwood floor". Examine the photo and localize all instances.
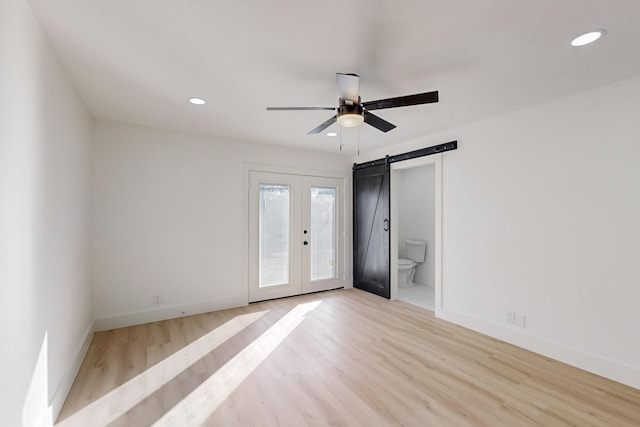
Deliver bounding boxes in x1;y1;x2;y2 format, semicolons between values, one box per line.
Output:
57;289;640;426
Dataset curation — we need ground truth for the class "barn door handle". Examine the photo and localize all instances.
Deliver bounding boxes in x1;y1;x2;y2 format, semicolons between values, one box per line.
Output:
383;219;389;231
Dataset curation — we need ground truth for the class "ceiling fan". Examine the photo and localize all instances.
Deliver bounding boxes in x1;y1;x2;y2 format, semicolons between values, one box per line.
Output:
267;73;439;134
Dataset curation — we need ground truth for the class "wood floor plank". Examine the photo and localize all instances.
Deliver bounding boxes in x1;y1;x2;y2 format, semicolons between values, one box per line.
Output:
57;289;640;426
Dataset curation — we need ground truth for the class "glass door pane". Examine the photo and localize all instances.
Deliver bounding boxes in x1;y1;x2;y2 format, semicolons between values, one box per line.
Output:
259;184;290;287
310;186;336;280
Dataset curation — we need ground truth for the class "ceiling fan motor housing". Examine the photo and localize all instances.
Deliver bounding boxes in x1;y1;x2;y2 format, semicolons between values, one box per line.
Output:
337;96;364;127
338;102;363;116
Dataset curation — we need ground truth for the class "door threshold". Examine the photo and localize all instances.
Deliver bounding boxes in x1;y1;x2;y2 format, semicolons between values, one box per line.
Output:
249;287;345;304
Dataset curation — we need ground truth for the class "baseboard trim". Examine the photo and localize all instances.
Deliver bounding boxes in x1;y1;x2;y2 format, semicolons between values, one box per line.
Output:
94;295;248;331
51;320;95;422
436;307;640;390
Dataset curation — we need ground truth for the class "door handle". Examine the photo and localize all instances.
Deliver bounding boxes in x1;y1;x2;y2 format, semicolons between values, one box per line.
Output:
383;219;389;231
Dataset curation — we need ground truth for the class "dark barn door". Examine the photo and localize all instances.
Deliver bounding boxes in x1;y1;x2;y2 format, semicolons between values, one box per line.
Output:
353;163;390;298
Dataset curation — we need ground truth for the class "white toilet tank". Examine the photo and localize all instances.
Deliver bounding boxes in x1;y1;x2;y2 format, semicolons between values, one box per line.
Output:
405;239;427;262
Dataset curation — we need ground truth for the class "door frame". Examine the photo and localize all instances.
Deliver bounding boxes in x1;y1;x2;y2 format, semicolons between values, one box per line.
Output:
390;154;443;313
241;163;351;304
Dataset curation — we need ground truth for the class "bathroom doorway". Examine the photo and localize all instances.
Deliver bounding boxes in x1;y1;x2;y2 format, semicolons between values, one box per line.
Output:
390;156;442;312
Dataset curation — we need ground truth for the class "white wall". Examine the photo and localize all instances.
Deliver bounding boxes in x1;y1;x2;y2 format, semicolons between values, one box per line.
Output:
357;74;640;389
0;1;93;425
396;166;435;287
91;121;352;329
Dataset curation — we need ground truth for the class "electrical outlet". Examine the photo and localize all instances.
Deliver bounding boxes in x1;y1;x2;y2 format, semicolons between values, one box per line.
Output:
153;294;161;305
516;313;526;328
506;312;515;324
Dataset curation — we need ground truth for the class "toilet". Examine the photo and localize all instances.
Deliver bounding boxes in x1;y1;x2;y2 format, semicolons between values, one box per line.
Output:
398;239;427;288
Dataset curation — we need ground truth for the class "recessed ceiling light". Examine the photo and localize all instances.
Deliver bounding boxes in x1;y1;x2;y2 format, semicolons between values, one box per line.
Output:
571;30;605;47
189;97;206;105
326;132;338;137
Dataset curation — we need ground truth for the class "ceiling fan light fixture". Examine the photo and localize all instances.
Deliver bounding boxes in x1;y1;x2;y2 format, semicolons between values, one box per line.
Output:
337;103;364;128
337;113;364;128
571;30;605;47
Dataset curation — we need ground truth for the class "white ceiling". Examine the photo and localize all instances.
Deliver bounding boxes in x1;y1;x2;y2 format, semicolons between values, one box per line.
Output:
29;0;640;154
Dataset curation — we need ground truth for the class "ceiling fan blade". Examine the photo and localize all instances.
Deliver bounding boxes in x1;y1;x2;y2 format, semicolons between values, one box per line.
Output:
336;73;360;102
308;115;337;134
362;90;439;111
267;106;335;111
364;111;396;133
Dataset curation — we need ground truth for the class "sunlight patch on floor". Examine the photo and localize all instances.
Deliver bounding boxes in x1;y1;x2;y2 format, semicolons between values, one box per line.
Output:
152;300;322;426
56;310;268;427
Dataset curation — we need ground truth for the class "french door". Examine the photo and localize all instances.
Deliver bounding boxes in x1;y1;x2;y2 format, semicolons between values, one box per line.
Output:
249;171;344;302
